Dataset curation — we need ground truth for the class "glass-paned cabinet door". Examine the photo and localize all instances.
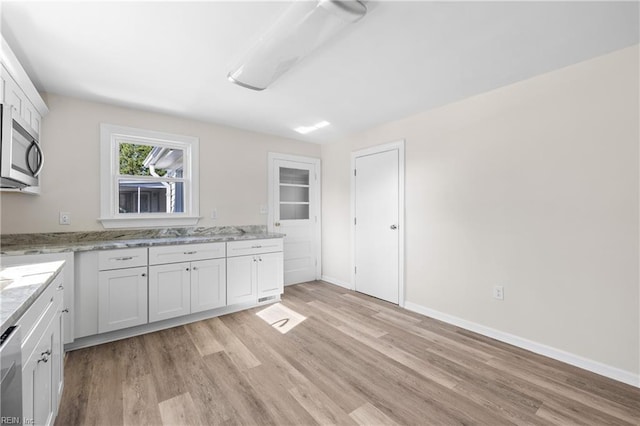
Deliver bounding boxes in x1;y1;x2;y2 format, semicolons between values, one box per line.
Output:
278;167;310;220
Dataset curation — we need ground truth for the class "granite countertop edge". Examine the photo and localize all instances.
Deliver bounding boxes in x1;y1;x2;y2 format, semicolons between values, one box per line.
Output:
0;232;286;256
1;261;65;335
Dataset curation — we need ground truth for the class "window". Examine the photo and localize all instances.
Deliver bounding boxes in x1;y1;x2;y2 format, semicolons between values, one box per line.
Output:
100;124;199;228
279;167;310;220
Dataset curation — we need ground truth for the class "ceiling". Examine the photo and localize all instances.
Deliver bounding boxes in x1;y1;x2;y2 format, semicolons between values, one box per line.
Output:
2;1;638;144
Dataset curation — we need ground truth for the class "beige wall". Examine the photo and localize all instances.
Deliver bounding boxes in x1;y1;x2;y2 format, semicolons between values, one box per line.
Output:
0;94;320;233
321;45;639;376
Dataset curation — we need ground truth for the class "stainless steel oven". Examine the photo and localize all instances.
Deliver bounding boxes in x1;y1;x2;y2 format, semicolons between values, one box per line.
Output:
0;325;22;424
0;103;43;189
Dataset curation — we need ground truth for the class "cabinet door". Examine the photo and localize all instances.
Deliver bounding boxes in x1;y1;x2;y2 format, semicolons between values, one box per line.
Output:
149;262;191;322
191;258;226;313
22;314;55;426
257;252;284;298
1;65;23;118
98;266;148;333
226;255;257;305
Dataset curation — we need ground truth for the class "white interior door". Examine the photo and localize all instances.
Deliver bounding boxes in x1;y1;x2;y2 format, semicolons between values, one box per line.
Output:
353;144;403;304
268;154;321;285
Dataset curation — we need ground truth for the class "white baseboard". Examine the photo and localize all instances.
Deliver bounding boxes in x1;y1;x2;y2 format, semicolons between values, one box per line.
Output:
404;301;640;388
320;275;352;290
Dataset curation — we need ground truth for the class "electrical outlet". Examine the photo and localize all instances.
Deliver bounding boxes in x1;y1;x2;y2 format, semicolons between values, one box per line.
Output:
493;285;504;300
59;212;71;225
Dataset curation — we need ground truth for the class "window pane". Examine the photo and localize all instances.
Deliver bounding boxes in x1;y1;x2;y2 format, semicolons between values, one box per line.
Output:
280;204;309;220
279;167;309;185
118;180;185;213
119;142;184;178
280;185;309;202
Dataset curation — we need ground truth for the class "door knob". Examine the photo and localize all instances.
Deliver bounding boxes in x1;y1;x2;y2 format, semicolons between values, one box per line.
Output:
275;222;281;227
390;224;397;230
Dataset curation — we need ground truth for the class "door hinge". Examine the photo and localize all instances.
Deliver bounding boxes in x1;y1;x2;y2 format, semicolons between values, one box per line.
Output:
354;217;357;225
354;169;357;176
354;266;357;274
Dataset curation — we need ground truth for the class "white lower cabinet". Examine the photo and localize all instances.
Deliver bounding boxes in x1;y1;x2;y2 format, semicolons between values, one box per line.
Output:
72;239;282;342
23;316;55;426
191;258;226;313
149;262;191;322
20;274;64;426
227;239;284;305
227;255;257;305
148;253;227;322
256;252;284;298
98;266;148;333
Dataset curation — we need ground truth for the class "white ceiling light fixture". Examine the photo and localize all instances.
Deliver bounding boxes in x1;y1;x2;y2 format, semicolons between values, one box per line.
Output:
228;0;367;91
294;120;331;134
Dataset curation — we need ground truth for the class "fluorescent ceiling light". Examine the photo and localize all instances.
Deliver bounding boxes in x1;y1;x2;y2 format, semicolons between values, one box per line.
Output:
228;0;367;91
294;120;331;134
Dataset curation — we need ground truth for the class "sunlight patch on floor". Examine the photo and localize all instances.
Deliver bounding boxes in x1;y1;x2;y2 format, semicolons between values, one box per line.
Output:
256;303;306;334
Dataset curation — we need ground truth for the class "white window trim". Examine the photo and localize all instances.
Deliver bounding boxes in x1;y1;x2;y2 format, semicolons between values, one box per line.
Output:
99;123;200;229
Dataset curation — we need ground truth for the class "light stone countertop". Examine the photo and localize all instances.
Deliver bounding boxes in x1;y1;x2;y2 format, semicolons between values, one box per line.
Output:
0;226;285;256
0;233;285;256
0;260;65;335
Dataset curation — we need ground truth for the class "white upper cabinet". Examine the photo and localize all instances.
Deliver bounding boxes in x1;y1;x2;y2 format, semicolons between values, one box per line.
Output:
1;36;49;194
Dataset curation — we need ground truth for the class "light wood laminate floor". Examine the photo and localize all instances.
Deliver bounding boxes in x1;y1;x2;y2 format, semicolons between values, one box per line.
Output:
56;281;640;425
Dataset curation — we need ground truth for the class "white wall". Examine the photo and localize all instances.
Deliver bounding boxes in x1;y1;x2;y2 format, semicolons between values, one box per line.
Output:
0;94;320;233
321;45;640;379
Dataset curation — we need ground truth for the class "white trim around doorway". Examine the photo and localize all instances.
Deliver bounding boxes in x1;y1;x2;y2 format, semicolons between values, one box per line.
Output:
267;152;322;281
350;140;405;307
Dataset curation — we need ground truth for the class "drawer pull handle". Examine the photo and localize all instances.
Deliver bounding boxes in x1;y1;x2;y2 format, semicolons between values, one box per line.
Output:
115;256;133;261
141;273;147;277
251;245;262;249
57;285;64;291
258;257;263;262
192;266;197;271
186;267;190;271
62;308;69;313
184;251;197;255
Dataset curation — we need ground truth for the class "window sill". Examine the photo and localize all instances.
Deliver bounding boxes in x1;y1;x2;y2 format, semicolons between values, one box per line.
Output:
98;216;201;229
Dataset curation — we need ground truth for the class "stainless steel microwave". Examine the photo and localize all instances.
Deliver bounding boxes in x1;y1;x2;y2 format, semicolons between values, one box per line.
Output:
0;103;43;188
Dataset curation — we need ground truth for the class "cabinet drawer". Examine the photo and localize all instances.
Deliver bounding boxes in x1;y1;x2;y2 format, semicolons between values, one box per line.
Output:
226;239;283;257
18;274;63;366
148;242;226;265
17;273;62;345
98;248;147;271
